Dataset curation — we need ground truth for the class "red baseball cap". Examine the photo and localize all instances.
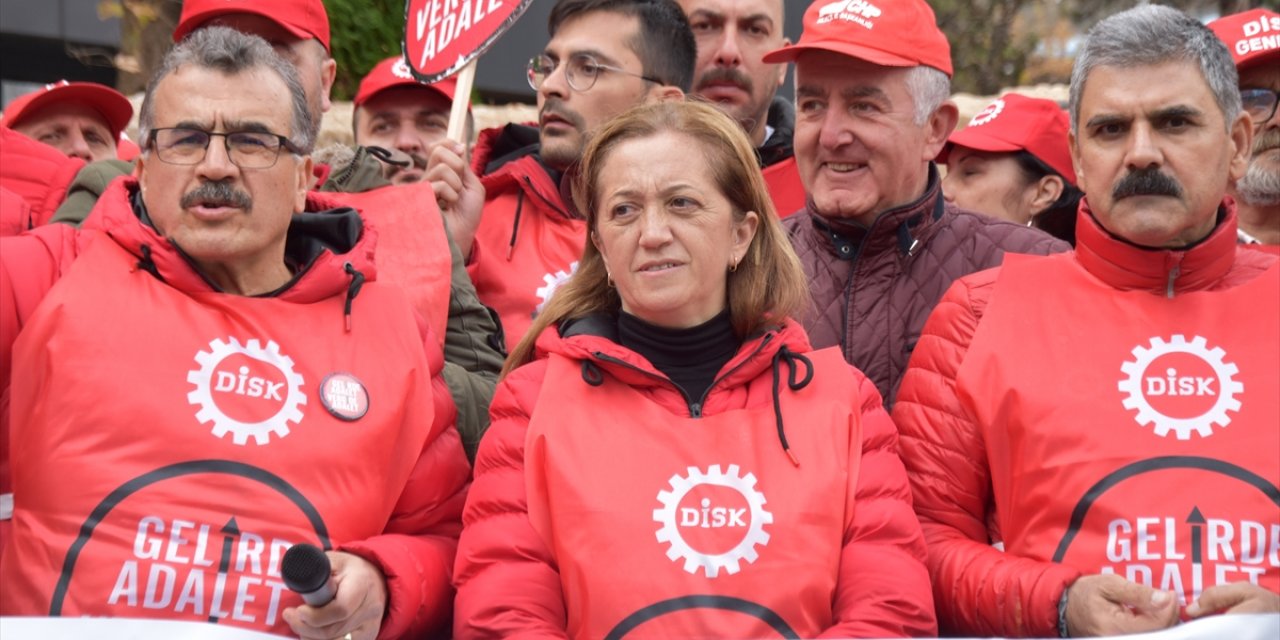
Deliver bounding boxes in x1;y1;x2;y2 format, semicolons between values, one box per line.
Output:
354;57;460;109
174;0;331;52
762;0;952;77
1208;8;1280;71
940;93;1075;186
1;80;133;140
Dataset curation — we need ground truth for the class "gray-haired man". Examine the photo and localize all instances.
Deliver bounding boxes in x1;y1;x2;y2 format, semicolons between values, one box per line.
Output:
0;28;468;639
894;5;1279;637
768;0;1066;410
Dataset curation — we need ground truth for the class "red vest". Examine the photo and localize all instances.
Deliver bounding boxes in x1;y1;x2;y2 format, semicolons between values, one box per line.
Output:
763;157;806;218
958;254;1280;604
0;237;437;636
324;182;451;347
524;350;858;638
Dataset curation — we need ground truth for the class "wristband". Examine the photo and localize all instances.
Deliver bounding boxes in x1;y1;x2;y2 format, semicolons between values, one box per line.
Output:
1058;587;1071;638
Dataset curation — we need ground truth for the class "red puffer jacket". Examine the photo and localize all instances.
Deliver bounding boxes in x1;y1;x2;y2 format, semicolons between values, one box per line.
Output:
455;317;935;638
0;187;31;238
893;201;1279;637
784;167;1069;408
0;126;84;234
0;179;469;638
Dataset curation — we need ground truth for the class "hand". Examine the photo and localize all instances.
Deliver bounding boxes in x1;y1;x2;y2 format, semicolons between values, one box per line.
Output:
282;551;388;640
426;139;485;260
1186;582;1280;618
1064;573;1180;637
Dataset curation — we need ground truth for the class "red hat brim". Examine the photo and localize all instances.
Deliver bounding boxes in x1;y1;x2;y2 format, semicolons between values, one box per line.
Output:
763;40;922;68
3;83;133;139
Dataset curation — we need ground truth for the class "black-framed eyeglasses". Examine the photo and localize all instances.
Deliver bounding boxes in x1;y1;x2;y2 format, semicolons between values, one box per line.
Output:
526;53;662;92
1241;88;1278;123
147;127;303;169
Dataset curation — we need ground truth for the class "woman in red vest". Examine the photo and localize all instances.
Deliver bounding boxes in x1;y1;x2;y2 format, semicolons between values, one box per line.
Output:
454;101;935;639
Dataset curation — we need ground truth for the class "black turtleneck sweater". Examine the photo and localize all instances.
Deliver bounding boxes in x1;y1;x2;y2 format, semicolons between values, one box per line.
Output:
617;310;741;406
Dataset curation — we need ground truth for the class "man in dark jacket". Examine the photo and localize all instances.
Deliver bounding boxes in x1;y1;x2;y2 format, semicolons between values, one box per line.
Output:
763;0;1068;408
675;0;804;215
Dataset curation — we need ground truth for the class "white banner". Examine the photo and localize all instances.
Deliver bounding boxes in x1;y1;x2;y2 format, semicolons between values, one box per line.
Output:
0;617;290;639
0;613;1275;639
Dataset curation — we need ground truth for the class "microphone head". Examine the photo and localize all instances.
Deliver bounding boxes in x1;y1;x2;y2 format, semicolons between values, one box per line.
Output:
282;543;332;595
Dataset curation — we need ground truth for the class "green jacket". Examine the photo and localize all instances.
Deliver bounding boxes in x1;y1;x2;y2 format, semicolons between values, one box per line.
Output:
51;147;503;462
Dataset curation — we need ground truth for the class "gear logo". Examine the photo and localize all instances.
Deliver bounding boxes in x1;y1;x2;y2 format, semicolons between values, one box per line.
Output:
968;98;1005;127
391;59;413;80
653;464;773;578
534;261;579;314
187;338;307;445
1118;335;1243;440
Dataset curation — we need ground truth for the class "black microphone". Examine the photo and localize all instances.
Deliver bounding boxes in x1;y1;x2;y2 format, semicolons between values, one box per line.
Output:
282;542;337;606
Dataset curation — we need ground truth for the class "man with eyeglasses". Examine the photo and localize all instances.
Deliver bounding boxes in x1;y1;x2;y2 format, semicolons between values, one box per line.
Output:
426;0;693;346
894;6;1279;636
0;28;468;639
1211;8;1280;250
167;0;503;462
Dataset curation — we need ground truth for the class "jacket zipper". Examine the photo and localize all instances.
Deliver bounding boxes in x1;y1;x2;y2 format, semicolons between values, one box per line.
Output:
840;229;871;356
591;333;774;419
326;148;361;187
1165;253;1185;299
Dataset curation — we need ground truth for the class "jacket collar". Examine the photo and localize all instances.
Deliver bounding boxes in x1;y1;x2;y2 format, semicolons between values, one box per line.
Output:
84;178;376;304
1074;197;1239;297
472;122;542;177
804;164;946;261
540;312;811;391
758;96;795;168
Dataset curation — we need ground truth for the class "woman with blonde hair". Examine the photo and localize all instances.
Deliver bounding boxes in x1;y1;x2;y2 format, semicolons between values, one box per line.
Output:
454;100;934;638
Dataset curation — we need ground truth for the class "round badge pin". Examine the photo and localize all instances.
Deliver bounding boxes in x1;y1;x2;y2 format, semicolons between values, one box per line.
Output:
319;372;370;421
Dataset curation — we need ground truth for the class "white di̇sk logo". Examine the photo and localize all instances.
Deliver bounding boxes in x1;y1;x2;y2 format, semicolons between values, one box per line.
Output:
968;98;1005;127
653;464;773;577
534;261;579;314
187;337;307;445
1118;335;1243;440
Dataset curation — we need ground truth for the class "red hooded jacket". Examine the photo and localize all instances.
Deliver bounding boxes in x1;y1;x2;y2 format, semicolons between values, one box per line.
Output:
455;318;935;638
0;178;470;638
893;201;1280;636
466;125;586;348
